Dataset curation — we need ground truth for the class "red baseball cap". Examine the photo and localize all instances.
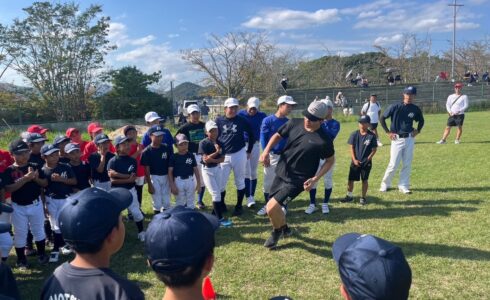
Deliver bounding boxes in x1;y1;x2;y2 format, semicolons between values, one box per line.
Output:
27;125;48;134
87;122;103;134
66;128;79;137
454;83;463;88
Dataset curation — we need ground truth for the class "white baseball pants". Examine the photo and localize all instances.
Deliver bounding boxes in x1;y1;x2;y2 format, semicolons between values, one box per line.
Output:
220;147;247;191
0;233;13;259
193;153;205;187
312;159;335;189
381;136;415;189
46;196;67;234
263;153;280;194
128;188;144;222
202;166;221;203
245;142;260;180
12;200;46;248
149;174;171;211
174;177;196;208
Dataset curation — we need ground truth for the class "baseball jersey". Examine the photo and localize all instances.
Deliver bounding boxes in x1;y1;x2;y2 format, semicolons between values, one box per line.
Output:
260;114;289;153
216;115;255;154
28;152;44;169
381;102;425;134
83;141;116;162
42;163;75;198
321;119;341;140
89;152;115;183
176;122;206;154
446;94;469;115
170;152;197;178
238;109;267;143
59;156;71;164
198;138;224;168
69;161;91;190
3;163;46;205
361;101;381;123
107;155;137;189
275;119;335;185
141;128;174;148
348;130;378;164
140;144;173;176
40;263;144;300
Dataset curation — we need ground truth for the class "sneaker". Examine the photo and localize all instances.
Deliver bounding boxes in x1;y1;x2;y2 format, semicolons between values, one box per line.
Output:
264;230;282;249
455;139;460;144
38;254;49;265
377;140;383;147
196;202;205;209
232;206;243;216
341;195;354;203
25;248;37;257
137;231;146;242
16;260;29;270
379;184;389;192
321;203;330;214
436;140;447;144
60;245;73;255
246;196;256;208
219;218;233;227
49;252;59;263
257;205;267;216
304;204;317;214
398;187;412;194
360;198;367;205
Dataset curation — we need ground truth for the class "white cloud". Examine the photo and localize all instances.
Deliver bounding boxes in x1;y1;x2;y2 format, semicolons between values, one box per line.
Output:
340;0;393;15
107;22;128;47
358;10;382;19
130;35;155;46
373;34;404;46
168;33;180;38
242;8;340;30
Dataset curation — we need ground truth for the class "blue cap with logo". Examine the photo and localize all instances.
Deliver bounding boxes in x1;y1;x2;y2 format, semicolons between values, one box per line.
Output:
148;125;165;136
64;143;80;154
403;86;417;95
53;135;70;147
27;133;48;143
9;139;30;154
41;144;60;156
94;133;111;145
332;233;412;300
145;206;219;273
113;135;129;146
358;115;371;124
59;187;132;245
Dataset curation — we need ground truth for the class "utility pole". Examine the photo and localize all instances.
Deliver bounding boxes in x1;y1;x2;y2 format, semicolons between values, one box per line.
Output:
449;0;463;81
170;81;175;115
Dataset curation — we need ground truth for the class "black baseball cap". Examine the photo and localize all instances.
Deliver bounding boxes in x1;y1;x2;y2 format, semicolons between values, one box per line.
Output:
403;86;417;95
59;188;132;245
358;115;371;124
64;143;80;154
9;139;30;154
148;125;165;136
145;206;219;273
0;203;13;214
0;222;11;234
41;144;60;156
94;133;111;145
332;233;412;300
27;133;48;143
114;135;129;146
53;135;70;147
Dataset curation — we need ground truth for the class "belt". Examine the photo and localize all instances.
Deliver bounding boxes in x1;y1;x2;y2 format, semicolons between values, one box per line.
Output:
397;133;412;138
16;199;40;206
48;194;68;200
177;175;192;180
271;151;281;155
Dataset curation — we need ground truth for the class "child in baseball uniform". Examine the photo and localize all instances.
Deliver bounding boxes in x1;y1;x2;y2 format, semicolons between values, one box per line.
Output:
342;115;378;205
140;125;173;214
169;134;201;209
41;144;77;262
0;204;14;263
4;139;49;269
199;121;231;226
124;125;145;211
53;135;71;164
0;222;20;300
65;143;91;192
107;136;146;242
88;134;115;191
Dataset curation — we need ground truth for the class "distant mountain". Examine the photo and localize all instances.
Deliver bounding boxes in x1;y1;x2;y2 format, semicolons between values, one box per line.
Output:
166;82;206;101
0;82;36;100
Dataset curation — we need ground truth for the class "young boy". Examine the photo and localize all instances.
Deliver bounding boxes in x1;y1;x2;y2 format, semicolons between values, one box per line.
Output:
124;125;145;211
107;136;146;241
88;134;115;191
53;135;71;164
40;188;144;299
65;127;88;154
65;143;91;192
169;134;201;209
141;111;174;147
41;144;77;262
82;122;115;162
140;125;173;214
0;204;14;263
198;121;231;226
343;115;377;205
4;139;49;269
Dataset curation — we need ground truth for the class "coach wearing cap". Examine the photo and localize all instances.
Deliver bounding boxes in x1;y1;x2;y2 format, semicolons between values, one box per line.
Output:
436;82;469;145
379;86;424;194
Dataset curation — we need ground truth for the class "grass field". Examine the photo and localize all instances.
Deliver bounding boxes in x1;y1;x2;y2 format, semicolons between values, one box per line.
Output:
4;110;490;299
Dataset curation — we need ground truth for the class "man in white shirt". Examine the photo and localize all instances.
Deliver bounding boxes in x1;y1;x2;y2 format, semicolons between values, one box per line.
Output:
361;94;382;146
436;83;469;144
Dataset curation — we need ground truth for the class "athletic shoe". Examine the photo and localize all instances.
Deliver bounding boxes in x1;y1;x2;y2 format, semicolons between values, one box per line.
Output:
455;139;461;144
219;218;233;227
282;225;292;238
25;248;37;257
49;252;59;263
38;254;49;265
197;202;206;209
341;195;354;203
379;184;389;192
257;205;267;216
321;203;330;214
246;196;256;208
399;187;412;194
360;198;367;205
16;260;29;270
232;206;243;216
304;204;317;214
377;140;383;147
436;140;447;144
61;245;73;255
264;230;282;249
137;231;146;242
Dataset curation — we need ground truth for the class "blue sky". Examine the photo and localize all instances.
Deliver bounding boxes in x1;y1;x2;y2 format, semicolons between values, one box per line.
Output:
1;0;489;87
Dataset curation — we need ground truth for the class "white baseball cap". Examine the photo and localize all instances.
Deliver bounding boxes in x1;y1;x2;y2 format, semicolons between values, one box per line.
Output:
321;99;334;108
145;111;162;123
205;120;218;132
187;104;200;114
247;97;260;109
224;97;239;107
277;95;296;106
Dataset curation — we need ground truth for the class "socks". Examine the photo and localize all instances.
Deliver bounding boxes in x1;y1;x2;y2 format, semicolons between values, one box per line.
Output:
136;221;144;233
251;179;257;196
236;188;246;208
309;188;317;205
198;187;205;204
135;184;143;206
220;191;227;211
347;191;353;197
26;230;34;249
264;193;269;204
212;202;223;220
53;233;64;252
35;239;46;256
15;247;26;263
244;178;251;197
324;188;332;204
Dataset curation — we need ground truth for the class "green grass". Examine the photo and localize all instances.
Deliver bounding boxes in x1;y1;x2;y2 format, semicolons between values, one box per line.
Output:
5;111;490;299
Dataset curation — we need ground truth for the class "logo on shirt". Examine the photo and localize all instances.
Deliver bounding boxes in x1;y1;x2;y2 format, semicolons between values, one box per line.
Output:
408;112;414;118
60;171;68;179
364;139;371;146
128;165;135;173
222;124;237;134
308;139;315;144
185;158;193;165
162;152;167;160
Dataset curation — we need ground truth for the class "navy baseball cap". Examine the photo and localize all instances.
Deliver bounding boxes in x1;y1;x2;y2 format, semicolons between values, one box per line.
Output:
332;233;412;300
113;135;129;146
145;206;219;273
403;86;417;95
9;139;30;154
27;133;48;143
0;203;13;214
148;125;165;136
59;187;132;245
123;125;137;136
94;133;111;145
64;143;80;153
358;115;371;124
41;144;60;156
53;135;70;147
0;222;11;234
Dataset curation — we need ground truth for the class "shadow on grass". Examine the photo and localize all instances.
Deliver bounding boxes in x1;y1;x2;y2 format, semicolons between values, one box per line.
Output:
369;197;484;207
411;186;490;192
399;242;490;261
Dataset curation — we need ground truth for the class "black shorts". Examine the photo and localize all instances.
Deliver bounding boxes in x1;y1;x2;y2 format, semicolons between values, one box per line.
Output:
348;162;372;181
369;123;378;129
269;176;304;206
447;114;464;127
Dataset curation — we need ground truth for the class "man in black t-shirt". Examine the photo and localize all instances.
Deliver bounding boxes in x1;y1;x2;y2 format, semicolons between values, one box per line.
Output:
260;101;335;249
40;188;144;300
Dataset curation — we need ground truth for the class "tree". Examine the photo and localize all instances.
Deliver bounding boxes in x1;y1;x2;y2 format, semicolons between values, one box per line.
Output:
104;66;161;97
0;2;115;121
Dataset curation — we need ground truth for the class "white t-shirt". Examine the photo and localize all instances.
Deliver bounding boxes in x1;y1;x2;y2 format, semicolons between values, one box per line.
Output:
361;101;381;123
446;94;468;115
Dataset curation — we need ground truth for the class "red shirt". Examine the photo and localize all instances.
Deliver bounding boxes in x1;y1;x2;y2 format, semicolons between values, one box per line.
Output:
129;143;145;177
82;141;116;162
0;149;14;198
